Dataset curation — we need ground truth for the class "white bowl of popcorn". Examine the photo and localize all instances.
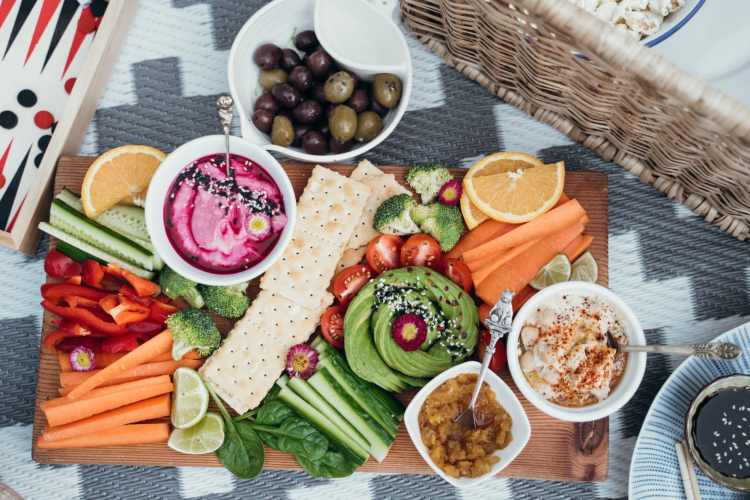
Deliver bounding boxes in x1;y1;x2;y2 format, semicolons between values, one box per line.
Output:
569;0;705;47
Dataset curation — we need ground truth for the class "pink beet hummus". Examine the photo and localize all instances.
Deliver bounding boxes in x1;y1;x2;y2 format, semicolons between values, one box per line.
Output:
164;154;287;273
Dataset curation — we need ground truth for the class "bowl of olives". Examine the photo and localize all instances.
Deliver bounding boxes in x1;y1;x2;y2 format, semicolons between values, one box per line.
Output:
227;0;412;163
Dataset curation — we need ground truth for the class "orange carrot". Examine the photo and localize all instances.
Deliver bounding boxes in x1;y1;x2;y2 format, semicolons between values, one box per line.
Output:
445;220;513;260
58;352;73;373
66;330;173;400
43;376;171;412
43;393;171;442
472;239;540;285
462;199;586;265
561;234;584;261
569;235;594;263
475;222;585;304
60;359;203;388
478;303;491;329
45;382;173;427
512;285;538;314
37;423;170;449
59;376;154;396
58;349;200;372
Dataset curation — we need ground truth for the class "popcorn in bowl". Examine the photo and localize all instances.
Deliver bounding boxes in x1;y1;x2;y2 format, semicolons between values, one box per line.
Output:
568;0;686;40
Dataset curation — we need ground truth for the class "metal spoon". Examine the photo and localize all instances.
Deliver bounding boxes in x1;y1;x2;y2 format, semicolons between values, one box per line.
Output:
217;95;234;176
453;289;514;430
606;331;742;361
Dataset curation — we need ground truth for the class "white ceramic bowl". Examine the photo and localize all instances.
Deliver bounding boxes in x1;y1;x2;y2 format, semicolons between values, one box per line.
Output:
144;135;296;286
404;361;532;489
506;282;646;422
227;0;412;163
641;0;705;47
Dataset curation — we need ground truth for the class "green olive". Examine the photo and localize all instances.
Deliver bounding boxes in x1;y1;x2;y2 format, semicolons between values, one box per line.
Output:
328;105;357;142
323;71;354;104
271;115;294;147
354;111;382;142
259;68;288;92
372;73;402;109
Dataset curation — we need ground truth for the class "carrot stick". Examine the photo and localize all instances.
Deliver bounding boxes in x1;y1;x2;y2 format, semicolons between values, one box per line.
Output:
478;303;491;329
43;376;171;412
66;330;173;400
58;349;200;373
512;285;538;314
444;220;512;260
462;199;586;265
59;352;73;373
472;239;540;285
569;235;594;263
37;423;170;449
45;382;173;427
43;393;171;442
60;359;204;388
59;376;154;396
475;222;585;304
561;234;584;261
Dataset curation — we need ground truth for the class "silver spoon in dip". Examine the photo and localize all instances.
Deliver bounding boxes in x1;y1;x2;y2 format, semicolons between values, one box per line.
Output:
605;331;742;361
453;289;514;430
217;95;234;176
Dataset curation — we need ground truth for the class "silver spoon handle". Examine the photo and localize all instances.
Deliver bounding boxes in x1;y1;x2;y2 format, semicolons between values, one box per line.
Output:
468;337;496;411
620;342;741;361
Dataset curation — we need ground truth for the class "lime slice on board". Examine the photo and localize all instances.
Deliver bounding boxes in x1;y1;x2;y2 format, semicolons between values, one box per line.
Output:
529;253;572;290
171;366;209;429
168;411;225;454
570;251;598;283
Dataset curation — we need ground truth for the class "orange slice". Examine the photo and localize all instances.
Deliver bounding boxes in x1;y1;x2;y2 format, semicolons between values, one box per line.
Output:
460;192;489;230
463;152;564;223
81;145;167;218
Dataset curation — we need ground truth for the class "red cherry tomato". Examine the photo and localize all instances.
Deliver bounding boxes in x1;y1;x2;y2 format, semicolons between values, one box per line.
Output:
366;235;403;274
101;333;140;353
477;330;507;372
44;249;82;278
333;265;376;307
321;305;347;349
438;258;473;293
400;234;442;269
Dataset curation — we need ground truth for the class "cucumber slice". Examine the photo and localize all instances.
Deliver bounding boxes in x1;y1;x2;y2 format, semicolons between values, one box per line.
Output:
55;240;106;265
49;199;154;270
310;336;323;350
309;368;394;463
39;222;155;279
277;386;369;466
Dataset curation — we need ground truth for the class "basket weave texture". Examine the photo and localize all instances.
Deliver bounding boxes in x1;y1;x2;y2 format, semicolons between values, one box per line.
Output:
400;0;750;241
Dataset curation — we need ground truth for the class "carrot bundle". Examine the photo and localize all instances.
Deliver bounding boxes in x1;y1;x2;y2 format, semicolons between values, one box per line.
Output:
444;220;513;260
43;376;171;412
59;376;155;395
60;359;204;388
58;349;200;373
37;423;170;449
472;239;540;287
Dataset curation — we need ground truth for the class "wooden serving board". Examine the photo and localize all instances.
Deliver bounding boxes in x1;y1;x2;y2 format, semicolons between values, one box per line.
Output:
33;157;609;482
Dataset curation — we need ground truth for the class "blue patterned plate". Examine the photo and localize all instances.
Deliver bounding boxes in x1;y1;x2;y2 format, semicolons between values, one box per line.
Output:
629;323;750;499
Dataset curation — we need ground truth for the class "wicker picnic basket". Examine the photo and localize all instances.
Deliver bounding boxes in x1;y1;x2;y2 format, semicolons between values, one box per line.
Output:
400;0;750;241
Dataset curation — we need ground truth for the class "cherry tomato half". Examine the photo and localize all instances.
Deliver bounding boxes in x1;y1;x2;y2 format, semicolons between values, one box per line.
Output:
333;265;376;307
44;249;82;279
438;258;473;293
477;330;507;372
400;234;442;269
321;305;347;349
366;235;403;274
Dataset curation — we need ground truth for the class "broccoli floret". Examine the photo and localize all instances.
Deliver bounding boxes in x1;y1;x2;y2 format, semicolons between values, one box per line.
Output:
421;204;464;251
404;163;453;204
167;308;221;360
410;202;440;227
373;194;421;235
159;266;204;309
200;282;251;318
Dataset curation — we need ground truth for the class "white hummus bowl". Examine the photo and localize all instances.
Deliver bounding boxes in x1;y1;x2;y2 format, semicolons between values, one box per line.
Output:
145;135;296;286
507;282;646;422
403;361;532;489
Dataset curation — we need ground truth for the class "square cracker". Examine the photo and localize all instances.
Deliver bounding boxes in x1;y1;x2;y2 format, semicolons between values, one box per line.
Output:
345;174;412;250
259;229;341;309
295;165;371;248
349;159;384;183
336;245;367;270
245;290;333;347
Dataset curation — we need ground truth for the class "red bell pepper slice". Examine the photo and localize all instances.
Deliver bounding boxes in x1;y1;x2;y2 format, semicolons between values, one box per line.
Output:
102;263;160;297
153;295;171;304
42;326;92;354
54;336;103;353
52;319;108;338
99;295;151;326
63;295;105;311
41;300;128;335
65;275;82;285
101;333;140;353
44;249;82;279
82;260;105;288
41;284;111;305
149;300;181;324
119;285;152;306
126;319;163;336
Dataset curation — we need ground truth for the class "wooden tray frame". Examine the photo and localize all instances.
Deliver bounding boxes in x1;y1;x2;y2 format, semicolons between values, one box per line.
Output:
33;158;610;482
0;0;140;256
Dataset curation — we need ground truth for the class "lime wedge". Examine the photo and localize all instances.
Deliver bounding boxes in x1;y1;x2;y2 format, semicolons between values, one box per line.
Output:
529;253;571;290
171;366;209;429
570;251;598;283
168;411;224;454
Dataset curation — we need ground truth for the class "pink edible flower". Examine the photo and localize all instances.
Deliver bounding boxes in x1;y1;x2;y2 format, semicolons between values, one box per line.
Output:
286;344;318;379
438;180;462;206
69;346;96;372
391;313;428;351
245;212;272;242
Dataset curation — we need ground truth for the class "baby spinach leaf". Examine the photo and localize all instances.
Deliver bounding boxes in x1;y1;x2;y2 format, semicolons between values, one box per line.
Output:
295;448;357;478
250;417;328;460
256;399;296;426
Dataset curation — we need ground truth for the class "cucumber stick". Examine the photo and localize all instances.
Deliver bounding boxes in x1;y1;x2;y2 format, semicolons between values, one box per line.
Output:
49;199;153;270
39;222;155;279
309;368;394;463
55;240;106;266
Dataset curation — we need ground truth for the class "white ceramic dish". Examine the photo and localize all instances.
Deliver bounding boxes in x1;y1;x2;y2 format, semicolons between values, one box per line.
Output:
403;361;532;489
227;0;412;163
144;135;296;286
641;0;705;47
507;281;646;422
